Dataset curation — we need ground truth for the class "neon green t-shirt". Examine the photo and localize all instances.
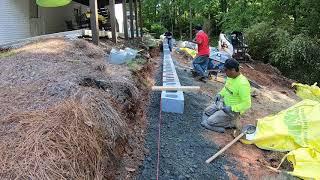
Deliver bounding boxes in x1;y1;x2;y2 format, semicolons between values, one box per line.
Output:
219;74;251;114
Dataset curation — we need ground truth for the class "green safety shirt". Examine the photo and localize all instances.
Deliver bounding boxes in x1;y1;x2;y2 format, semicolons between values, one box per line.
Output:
219;74;251;114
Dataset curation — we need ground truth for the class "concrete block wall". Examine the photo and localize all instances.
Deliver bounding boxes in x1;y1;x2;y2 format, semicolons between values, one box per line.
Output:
161;40;184;114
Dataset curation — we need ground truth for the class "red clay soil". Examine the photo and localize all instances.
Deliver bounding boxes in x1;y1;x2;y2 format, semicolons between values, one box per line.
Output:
115;56;160;180
241;63;295;89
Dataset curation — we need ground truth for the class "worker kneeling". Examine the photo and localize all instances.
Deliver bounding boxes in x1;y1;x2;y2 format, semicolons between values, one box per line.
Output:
201;58;251;133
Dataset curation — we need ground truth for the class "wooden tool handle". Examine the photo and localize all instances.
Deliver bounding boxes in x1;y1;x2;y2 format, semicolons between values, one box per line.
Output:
206;133;245;163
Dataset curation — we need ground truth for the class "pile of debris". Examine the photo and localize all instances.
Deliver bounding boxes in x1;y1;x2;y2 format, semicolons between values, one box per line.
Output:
0;38;147;179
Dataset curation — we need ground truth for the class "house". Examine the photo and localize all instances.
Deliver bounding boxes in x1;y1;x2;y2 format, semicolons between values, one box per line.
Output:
0;0;138;45
0;0;89;44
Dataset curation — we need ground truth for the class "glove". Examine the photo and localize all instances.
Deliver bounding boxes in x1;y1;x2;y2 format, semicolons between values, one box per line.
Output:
213;94;222;103
222;106;233;115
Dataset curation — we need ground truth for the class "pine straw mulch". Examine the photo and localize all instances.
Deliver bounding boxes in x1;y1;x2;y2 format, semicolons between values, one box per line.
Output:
0;38;146;179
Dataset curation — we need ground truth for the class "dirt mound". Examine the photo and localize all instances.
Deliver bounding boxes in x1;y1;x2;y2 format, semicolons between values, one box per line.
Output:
0;38;145;179
241;63;294;88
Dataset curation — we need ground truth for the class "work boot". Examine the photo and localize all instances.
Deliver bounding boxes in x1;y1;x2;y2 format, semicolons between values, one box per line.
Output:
195;76;207;83
191;70;198;77
204;105;217;116
201;121;225;133
201;77;208;83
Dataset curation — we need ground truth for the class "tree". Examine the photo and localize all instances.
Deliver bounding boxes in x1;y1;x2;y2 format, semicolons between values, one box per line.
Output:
142;0;320;84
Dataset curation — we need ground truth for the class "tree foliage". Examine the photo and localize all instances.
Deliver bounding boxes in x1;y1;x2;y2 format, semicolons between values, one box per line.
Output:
142;0;320;84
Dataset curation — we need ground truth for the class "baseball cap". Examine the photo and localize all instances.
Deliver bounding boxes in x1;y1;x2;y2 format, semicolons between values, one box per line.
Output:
224;58;239;70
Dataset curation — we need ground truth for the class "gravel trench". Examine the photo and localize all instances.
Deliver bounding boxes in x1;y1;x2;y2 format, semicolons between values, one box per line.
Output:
138;55;245;179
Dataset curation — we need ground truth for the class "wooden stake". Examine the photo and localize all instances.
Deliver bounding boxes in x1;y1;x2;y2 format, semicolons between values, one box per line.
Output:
89;0;99;45
206;133;245;163
151;86;200;92
245;63;254;70
122;0;129;40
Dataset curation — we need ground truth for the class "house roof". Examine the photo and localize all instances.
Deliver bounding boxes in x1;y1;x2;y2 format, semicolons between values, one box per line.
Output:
73;0;130;7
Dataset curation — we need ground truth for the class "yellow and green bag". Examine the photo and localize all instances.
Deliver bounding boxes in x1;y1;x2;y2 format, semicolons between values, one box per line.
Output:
293;83;320;102
252;100;320;152
284;148;320;179
246;83;320;179
180;48;197;58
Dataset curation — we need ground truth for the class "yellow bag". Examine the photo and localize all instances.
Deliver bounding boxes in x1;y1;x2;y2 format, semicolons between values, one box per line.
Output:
246;100;320;179
278;148;320;179
293;83;320;102
245;83;320;179
180;48;197;58
251;100;320;151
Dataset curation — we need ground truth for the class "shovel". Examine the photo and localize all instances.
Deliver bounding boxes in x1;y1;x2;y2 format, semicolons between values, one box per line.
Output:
205;124;256;164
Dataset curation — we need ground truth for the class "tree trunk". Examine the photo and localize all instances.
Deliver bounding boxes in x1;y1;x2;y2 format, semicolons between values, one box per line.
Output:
138;0;143;37
109;0;117;43
171;0;174;33
122;0;129;39
89;0;99;45
134;0;139;37
220;0;228;13
129;0;134;38
189;4;192;40
178;7;182;39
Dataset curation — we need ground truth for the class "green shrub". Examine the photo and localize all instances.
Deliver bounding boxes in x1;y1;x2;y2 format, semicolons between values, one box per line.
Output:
142;33;158;48
150;23;167;38
271;34;320;84
245;22;290;63
0;49;15;59
245;22;276;63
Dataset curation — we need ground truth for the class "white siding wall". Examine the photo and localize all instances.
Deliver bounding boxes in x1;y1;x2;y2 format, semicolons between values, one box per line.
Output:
0;0;31;44
115;4;123;33
0;1;87;44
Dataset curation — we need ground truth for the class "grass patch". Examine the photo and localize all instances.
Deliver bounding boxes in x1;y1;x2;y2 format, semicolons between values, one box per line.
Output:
126;58;147;72
0;48;15;59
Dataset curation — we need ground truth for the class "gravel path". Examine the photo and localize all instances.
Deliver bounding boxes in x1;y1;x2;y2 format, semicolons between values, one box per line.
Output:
138;55;245;179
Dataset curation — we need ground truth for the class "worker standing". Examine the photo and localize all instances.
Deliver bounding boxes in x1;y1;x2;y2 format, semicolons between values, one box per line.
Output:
192;25;210;82
201;58;251;133
164;31;173;52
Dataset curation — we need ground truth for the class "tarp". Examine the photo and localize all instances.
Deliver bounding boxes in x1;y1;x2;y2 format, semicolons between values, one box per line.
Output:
293;83;320;102
251;99;320;152
36;0;72;7
245;83;320;179
284;148;320;179
179;48;197;58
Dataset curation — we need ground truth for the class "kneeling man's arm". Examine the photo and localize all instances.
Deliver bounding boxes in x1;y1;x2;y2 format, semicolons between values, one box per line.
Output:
232;84;251;114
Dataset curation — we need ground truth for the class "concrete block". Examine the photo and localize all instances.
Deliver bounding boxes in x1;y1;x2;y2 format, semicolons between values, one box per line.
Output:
160;39;185;114
161;91;184;114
